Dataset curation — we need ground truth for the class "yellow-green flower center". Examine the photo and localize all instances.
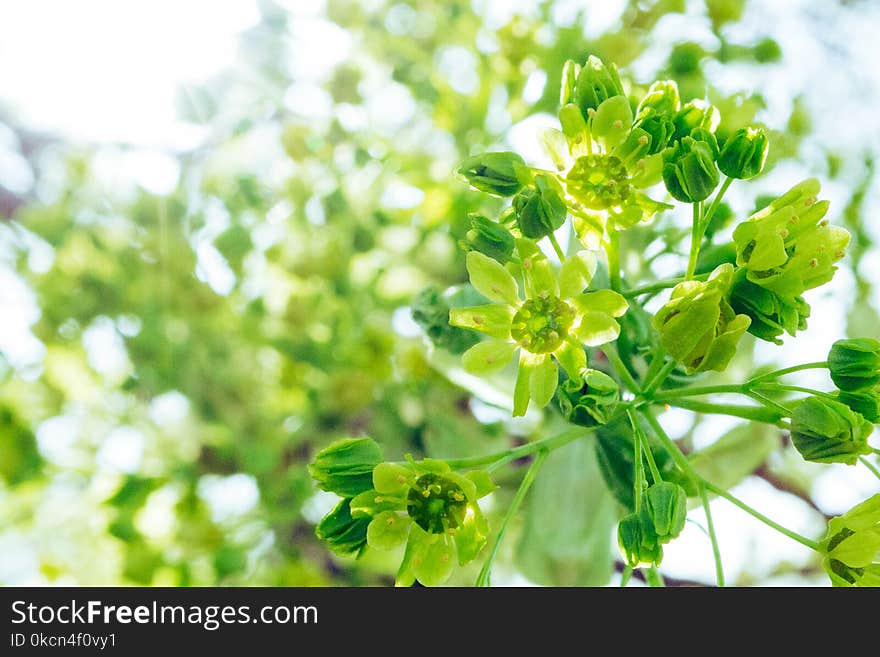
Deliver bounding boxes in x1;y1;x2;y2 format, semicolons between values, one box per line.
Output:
566;154;632;210
510;294;575;353
406;473;468;534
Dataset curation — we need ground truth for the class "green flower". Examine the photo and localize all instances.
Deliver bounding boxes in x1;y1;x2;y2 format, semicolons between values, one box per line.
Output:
554;368;619;427
838;387;880;423
662;135;720;203
349;459;496;586
308;437;383;497
461;213;515;264
728;277;810;345
315;498;371;556
457;151;528;197
652;264;751;374
828;338;880;392
513;174;568;239
671;98;720;142
790;396;873;465
819;494;880;587
618;513;663;568
733;178;849;298
450;247;628;416
636;79;681;119
718;126;769;179
574;55;624;118
411;285;481;354
643;482;688;543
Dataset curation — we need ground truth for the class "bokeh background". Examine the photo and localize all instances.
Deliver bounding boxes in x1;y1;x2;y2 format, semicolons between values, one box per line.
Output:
1;0;879;586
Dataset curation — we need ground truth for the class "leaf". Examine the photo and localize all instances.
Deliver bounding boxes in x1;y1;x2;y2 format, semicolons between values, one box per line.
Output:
689;422;779;492
515;436;616;585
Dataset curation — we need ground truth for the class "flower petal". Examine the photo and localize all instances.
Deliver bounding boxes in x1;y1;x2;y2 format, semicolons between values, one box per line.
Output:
575;311;621;346
413;533;456;586
559;250;598;298
554;340;587;381
461;339;517;375
513;352;533;417
466;251;520;305
372;463;414;495
574;290;629;317
455;504;489;565
529;354;559;409
449;304;514;338
366;511;410;550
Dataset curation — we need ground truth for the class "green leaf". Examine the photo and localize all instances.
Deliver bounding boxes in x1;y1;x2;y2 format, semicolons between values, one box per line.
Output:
689;422;779;492
515;437;616;585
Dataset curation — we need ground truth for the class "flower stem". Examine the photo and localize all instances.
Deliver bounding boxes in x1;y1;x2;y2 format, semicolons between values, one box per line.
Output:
747;390;792;417
654;383;747;399
702;481;820;551
859;456;880;482
701;175;734;232
662;398;785;425
754;383;835;400
641;359;679;398
747;361;828;384
639;406;820;552
699;482;725;587
620;566;634;587
645;567;665;587
607;229;622;292
445;427;587;470
628;409;646;512
603;342;640;394
547;231;566;261
622;272;710;299
476;448;548;586
685;201;703;280
629;409;662;484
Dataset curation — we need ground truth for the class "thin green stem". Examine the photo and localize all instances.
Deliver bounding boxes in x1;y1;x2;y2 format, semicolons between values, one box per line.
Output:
628;410;646;512
754;383;835;400
640;345;668;394
699;482;725;587
603;343;640;394
701;175;734;231
872;447;880;456
859;456;880;482
629;409;662;484
663;398;785;425
476;449;548;586
747;361;828;385
620;566;634;587
653;383;747;400
607;229;622;293
622;272;710;299
640;406;819;552
641;359;678;398
547;231;566;261
702;481;820;551
747;390;792;417
645;567;665;587
685;201;703;280
444;427;586;470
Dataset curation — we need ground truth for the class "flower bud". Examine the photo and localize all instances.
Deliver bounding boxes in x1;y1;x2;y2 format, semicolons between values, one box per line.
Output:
653;263;751;374
462;213;515;264
838;387;880;423
618;513;663;568
636;80;680;119
410;286;480;354
819;494;880;586
513;174;568;238
718;127;769;179
729;278;810;345
790;396;873;465
662;136;720;203
634;111;675;154
828;338;880;392
575;55;624;117
309;437;383;497
672;99;720;142
315;498;371;555
560;59;580;106
457;151;527;197
643;482;688;542
553;368;619;427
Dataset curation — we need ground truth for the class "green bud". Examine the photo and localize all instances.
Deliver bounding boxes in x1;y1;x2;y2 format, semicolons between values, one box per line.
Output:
560;59;580;106
729;278;810;345
618;513;663;568
636;80;680;119
672;99;720;142
838;387;880;423
315;498;371;555
819;494;880;586
662;136;720;203
718;127;769;179
689;127;719;159
790;396;873;465
828;338;880;392
513;174;568;239
410;286;480;354
633;110;675;155
553;368;620;427
575;55;624;118
668;42;705;75
462;214;515;264
457;151;527;197
642;482;688;542
653;263;751;374
309;437;383;497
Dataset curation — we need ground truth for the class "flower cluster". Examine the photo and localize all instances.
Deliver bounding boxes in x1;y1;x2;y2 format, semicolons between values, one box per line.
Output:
819;494;880;587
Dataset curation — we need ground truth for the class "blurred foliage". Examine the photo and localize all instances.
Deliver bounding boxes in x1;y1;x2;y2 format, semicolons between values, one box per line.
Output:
0;0;876;586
